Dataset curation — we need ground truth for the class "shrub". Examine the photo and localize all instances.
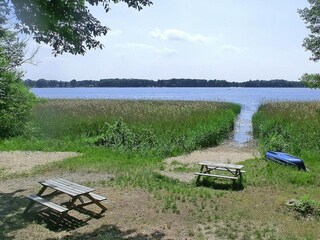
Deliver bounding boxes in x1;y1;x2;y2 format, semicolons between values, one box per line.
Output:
0;59;36;138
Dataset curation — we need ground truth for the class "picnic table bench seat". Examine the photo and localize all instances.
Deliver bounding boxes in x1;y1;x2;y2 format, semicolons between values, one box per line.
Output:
89;192;107;201
25;194;68;213
194;172;238;180
208;167;245;174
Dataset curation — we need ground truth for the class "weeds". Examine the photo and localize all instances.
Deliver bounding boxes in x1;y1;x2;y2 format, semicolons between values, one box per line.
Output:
11;99;240;159
287;196;320;220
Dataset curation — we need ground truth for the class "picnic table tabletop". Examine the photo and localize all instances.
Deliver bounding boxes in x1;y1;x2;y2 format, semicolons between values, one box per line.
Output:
198;161;244;170
39;178;95;197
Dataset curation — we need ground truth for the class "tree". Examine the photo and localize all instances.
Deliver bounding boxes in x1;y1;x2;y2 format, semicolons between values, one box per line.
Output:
0;6;36;138
9;0;153;55
298;0;320;88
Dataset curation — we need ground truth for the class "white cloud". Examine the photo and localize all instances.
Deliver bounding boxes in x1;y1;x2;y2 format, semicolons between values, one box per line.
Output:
153;47;177;56
115;43;155;50
108;29;123;36
150;29;210;43
221;44;249;53
115;43;177;56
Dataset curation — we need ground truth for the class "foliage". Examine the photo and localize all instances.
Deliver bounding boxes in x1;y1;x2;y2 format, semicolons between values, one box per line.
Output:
298;1;320;88
92;118;158;152
3;101;320;239
300;73;320;88
253;102;320;155
251;102;320;189
288;196;320;220
9;0;153;55
0;66;36;138
24;78;304;88
298;0;320;62
0;14;36;138
29;99;239;157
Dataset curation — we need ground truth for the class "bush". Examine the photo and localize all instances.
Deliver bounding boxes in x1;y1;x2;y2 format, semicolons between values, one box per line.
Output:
0;73;36;138
0;26;37;138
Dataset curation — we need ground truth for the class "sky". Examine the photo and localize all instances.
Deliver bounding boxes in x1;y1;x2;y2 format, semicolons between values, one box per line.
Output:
22;0;319;82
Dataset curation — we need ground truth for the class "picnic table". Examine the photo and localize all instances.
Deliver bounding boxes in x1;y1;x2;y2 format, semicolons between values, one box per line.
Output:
24;178;107;221
195;161;244;183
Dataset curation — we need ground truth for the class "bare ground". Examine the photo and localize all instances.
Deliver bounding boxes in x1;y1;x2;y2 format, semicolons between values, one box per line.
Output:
0;142;259;239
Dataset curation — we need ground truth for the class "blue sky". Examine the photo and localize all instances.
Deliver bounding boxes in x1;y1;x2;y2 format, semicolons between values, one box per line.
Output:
22;0;319;82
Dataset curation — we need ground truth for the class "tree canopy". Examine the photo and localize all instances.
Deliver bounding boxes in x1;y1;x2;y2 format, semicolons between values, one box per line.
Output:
298;0;320;88
10;0;153;55
24;78;304;88
298;0;320;62
0;14;36;138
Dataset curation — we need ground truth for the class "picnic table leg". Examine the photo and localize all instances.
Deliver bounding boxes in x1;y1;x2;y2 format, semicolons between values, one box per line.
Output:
68;195;107;214
85;194;107;213
23;186;48;214
236;169;242;180
196;165;205;183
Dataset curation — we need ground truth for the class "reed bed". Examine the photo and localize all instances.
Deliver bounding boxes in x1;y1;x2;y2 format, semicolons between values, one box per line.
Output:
253;101;320;155
30;99;240;157
251;101;320;187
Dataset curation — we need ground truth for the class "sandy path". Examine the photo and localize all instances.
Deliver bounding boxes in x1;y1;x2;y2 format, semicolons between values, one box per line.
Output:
0;151;80;175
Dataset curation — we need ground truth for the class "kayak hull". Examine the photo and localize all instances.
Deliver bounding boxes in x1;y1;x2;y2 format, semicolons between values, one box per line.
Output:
265;151;307;171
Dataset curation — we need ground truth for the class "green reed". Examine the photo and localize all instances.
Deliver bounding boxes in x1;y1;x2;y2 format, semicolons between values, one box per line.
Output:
28;99;240;157
253;101;320;155
251;101;320;186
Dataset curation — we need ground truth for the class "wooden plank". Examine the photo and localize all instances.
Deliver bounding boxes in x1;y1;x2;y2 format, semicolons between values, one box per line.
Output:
40;179;82;196
199;161;243;169
39;179;91;196
208;167;245;173
54;178;94;192
26;195;68;213
194;172;238;180
89;193;107;201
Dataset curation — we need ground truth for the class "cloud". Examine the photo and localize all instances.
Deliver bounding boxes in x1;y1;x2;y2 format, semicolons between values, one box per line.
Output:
115;43;155;50
115;43;177;56
150;29;210;43
221;44;249;53
153;47;177;56
108;29;123;36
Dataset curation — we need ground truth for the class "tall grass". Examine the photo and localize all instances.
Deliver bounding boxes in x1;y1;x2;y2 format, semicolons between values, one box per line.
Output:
23;99;240;158
251;101;320;187
253;102;320;155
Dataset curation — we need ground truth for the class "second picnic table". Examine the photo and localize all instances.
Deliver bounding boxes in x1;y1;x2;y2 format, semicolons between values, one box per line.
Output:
195;161;244;183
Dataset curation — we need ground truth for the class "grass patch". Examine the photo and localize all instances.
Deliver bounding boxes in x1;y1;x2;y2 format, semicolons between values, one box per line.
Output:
2;99;240;157
252;101;320;187
3;100;320;239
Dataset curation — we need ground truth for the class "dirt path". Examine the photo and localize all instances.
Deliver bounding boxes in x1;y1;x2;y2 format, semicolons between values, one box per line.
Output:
0;151;81;175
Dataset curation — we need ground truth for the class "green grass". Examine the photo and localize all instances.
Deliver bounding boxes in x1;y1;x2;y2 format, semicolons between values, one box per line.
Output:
0;99;242;239
0;99;240;188
1;99;240;157
252;102;320;187
3;100;320;239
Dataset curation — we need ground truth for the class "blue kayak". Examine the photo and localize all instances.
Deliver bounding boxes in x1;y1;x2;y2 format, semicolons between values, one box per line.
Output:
265;151;307;171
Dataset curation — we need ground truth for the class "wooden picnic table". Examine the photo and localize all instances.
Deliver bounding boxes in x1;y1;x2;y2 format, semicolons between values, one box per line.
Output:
24;178;107;221
195;161;244;183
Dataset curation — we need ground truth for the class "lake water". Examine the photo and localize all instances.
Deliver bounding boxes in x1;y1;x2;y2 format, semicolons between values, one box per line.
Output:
31;87;320;145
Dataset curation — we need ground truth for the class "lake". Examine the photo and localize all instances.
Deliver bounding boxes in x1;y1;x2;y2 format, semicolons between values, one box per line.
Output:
31;87;320;144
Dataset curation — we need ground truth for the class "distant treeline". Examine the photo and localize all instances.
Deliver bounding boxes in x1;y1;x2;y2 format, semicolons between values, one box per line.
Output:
24;78;304;88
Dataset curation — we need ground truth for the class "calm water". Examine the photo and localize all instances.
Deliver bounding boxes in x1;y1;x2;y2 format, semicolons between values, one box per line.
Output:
31;87;320;144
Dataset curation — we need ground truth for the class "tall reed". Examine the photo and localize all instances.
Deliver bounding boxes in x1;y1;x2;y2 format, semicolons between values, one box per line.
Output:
30;99;240;157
